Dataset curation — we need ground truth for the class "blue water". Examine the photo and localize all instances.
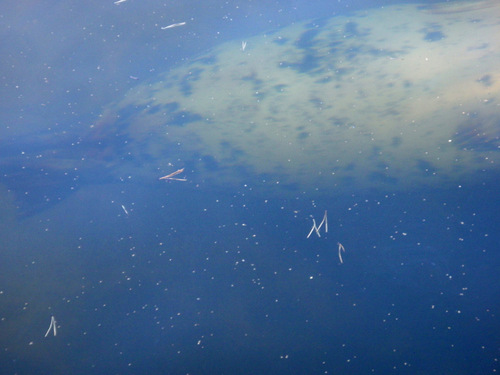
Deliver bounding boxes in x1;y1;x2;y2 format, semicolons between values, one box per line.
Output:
1;182;498;374
1;1;499;374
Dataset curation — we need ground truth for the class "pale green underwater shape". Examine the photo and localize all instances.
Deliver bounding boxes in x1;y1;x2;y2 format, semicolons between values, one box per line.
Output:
94;0;500;193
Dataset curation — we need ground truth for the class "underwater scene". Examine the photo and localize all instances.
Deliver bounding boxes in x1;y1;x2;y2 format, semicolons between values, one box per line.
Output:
0;0;499;374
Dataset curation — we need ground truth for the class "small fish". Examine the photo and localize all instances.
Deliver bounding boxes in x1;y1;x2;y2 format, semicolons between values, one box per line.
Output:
161;22;186;30
44;316;57;337
121;204;129;216
159;168;186;181
338;242;346;264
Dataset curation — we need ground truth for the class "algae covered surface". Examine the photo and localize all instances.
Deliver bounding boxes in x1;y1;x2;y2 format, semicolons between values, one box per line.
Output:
92;0;500;193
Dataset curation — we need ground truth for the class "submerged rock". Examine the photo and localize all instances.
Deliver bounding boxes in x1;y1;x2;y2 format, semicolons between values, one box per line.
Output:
92;1;499;195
